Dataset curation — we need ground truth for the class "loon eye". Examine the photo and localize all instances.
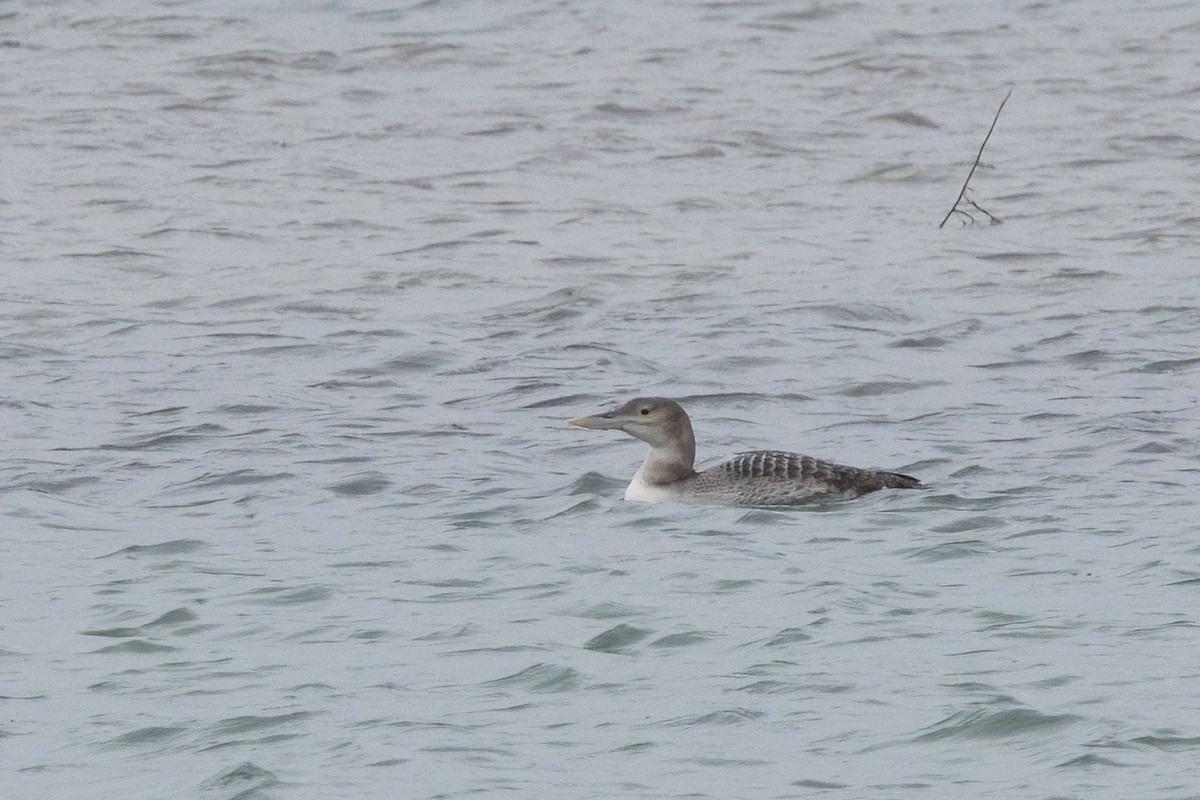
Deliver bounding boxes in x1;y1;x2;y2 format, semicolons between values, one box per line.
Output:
640;407;650;415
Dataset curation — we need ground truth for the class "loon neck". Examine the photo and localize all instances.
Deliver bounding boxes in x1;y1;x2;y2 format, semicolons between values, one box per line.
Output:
637;442;696;486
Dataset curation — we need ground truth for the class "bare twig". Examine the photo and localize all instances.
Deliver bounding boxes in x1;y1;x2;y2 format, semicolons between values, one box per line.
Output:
939;89;1011;228
966;197;1001;224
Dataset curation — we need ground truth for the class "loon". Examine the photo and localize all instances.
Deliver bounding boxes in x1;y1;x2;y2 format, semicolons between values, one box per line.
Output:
568;397;924;506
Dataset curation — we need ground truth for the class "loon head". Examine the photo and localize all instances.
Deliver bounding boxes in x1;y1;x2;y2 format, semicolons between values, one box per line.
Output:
568;397;698;484
567;397;692;448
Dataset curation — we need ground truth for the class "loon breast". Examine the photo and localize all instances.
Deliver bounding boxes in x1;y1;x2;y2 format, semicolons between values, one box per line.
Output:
624;466;685;503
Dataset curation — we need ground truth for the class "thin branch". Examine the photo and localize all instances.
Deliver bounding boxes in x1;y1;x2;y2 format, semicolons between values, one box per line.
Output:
939;89;1011;228
966;197;1001;224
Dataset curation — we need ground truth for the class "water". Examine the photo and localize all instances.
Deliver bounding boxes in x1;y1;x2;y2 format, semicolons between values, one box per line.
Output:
3;1;1199;798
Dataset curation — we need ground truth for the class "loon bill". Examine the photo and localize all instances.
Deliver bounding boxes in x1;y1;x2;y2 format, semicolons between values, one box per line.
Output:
567;397;924;506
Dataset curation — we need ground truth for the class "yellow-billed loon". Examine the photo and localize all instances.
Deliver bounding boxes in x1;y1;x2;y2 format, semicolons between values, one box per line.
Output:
568;397;924;506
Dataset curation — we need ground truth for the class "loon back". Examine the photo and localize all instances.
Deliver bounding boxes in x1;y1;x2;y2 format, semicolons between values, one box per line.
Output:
720;450;921;490
690;450;922;505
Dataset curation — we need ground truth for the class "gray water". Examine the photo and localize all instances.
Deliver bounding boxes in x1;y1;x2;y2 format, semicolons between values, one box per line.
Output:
3;1;1199;798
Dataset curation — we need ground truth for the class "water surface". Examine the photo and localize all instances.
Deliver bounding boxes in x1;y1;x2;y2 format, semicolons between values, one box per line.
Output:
2;2;1199;798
